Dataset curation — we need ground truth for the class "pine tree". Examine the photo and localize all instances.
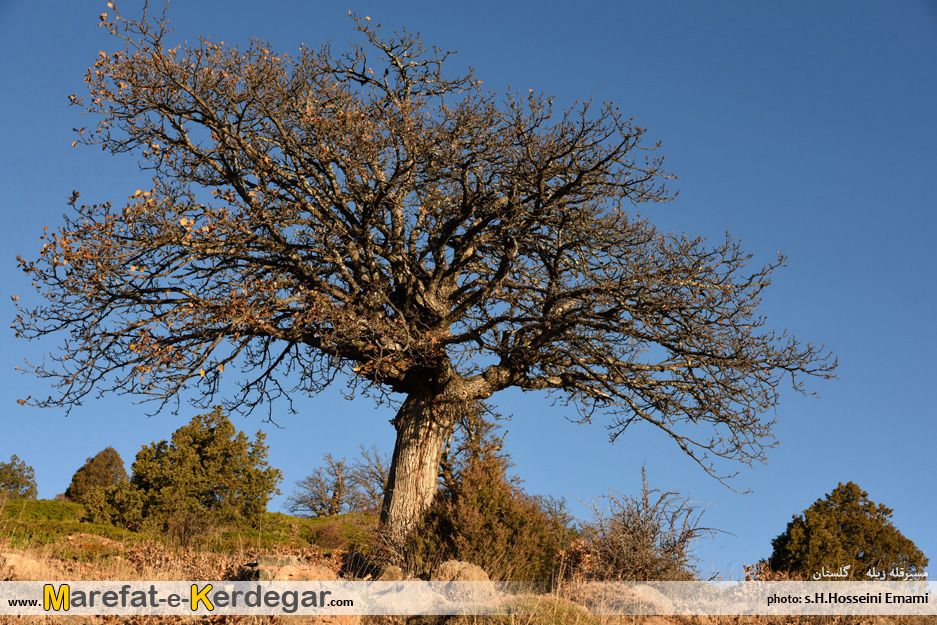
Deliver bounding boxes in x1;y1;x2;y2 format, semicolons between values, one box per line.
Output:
768;482;928;579
84;407;281;533
132;407;282;526
65;447;128;504
0;454;38;500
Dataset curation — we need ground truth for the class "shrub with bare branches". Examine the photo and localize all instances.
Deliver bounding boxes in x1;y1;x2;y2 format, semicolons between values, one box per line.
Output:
576;468;716;581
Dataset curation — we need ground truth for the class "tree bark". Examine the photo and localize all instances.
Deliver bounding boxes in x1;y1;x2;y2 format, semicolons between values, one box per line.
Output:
380;388;464;543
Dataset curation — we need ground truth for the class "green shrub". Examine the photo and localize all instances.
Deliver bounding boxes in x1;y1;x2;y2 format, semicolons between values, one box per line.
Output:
0;498;83;522
83;475;149;532
0;517;144;549
214;511;376;552
407;440;572;582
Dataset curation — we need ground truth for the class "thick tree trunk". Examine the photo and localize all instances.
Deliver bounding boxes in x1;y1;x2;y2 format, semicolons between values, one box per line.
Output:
380;389;463;544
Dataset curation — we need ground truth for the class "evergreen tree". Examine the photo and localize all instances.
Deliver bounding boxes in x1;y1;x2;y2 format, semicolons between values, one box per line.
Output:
85;407;281;532
132;407;282;526
65;446;128;504
0;454;38;500
768;482;928;579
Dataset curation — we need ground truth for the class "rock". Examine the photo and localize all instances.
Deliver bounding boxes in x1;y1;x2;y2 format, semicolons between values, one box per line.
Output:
237;561;260;580
239;556;339;582
238;555;300;580
256;554;303;567
233;557;356;623
376;564;405;582
0;552;48;580
64;533;121;547
565;581;675;616
272;564;338;582
432;560;490;582
431;560;498;606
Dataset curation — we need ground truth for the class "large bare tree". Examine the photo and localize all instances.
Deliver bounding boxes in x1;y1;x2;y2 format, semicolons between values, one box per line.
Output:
14;5;835;540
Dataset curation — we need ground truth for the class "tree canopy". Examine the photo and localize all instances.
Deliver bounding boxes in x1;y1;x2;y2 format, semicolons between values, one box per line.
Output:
0;455;38;500
14;4;835;537
768;482;928;579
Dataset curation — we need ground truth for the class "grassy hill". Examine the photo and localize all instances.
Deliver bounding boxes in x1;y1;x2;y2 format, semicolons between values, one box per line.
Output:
0;497;375;556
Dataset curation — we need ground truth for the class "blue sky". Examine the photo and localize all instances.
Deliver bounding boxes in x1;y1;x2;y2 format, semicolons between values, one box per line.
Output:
1;1;935;579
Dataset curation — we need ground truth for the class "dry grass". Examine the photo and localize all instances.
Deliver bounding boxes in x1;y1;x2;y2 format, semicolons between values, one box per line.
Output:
3;546;934;625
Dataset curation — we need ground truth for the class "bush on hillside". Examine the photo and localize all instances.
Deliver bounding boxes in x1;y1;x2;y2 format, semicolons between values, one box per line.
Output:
82;481;147;531
0;498;83;522
405;426;573;582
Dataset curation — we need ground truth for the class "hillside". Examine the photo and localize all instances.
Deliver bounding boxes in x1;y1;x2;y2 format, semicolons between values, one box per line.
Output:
2;499;934;625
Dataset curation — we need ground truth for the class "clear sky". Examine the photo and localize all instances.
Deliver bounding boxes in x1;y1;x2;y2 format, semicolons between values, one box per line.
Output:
1;1;935;580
